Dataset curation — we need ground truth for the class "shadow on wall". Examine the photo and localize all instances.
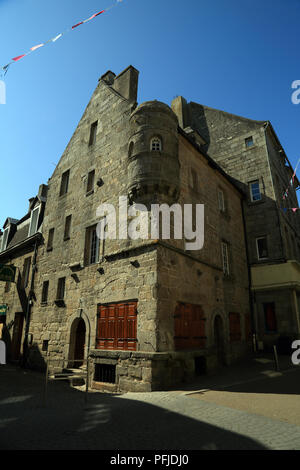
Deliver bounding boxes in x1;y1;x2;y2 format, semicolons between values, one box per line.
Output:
0;364;267;450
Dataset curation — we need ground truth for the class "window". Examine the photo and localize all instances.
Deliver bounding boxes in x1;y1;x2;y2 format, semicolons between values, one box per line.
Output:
218;189;225;212
86;170;95;194
256;237;268;260
64;215;72;240
89;121;98;146
59;170;70;196
42;340;49;352
96;301;138;350
28;206;40;237
221;242;230;275
56;277;65;301
250;180;262;202
41;281;49;303
47;228;54;251
85;225;100;265
245;136;254;148
1;227;9;252
150;137;162;152
263;303;277;332
21;257;31;288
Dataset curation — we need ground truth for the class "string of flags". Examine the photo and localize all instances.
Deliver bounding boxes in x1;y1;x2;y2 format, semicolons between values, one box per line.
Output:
0;0;123;77
281;156;300;212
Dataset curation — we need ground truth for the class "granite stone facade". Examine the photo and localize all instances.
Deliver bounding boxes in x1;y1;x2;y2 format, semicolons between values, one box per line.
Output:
6;65;296;391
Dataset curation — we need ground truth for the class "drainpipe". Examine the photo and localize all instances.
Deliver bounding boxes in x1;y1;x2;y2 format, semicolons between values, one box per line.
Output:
240;197;257;351
21;240;38;367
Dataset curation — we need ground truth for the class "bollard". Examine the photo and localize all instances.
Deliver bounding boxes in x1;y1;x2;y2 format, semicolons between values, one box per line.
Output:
273;345;280;371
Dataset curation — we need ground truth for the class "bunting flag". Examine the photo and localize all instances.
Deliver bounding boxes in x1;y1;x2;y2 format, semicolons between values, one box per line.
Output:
280;207;300;213
0;1;123;77
282;157;300;200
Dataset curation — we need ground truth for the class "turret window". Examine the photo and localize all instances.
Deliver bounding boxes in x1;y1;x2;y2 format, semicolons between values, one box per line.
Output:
150;137;162;152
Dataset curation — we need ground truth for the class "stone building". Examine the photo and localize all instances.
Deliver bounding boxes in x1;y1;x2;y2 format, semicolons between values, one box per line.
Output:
5;65;291;391
0;65;251;391
171;97;300;349
0;184;47;362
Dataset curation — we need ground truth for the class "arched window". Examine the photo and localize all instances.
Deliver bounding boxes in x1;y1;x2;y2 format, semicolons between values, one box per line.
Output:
150;137;162;152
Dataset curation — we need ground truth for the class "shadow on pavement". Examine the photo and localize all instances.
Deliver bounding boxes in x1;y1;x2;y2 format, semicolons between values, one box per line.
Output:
0;364;266;450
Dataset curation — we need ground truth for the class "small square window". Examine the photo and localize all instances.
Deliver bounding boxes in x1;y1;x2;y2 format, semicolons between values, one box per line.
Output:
245;136;254;148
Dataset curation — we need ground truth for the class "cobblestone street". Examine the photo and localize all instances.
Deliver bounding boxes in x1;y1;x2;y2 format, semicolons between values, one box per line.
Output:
1;356;300;450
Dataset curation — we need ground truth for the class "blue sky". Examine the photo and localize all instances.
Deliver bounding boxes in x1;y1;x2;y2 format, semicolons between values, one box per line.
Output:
0;0;300;223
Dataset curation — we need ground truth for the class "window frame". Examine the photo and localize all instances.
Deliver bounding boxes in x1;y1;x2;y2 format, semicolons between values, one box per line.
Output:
150;136;162;152
245;136;254;148
249;180;262;202
89;121;98;146
63;215;72;241
56;277;66;301
256;236;269;260
86;169;95;195
1;227;9;252
41;280;49;304
47;228;55;251
28;205;40;237
59;170;70;197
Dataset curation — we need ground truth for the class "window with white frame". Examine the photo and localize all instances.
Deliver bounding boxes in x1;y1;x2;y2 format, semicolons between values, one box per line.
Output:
1;227;9;252
249;180;262;202
256;237;268;260
150;137;162;152
28;206;40;237
218;189;225;212
221;241;230;275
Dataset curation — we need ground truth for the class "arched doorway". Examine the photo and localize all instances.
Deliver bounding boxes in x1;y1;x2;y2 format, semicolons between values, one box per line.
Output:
214;315;226;366
69;318;86;367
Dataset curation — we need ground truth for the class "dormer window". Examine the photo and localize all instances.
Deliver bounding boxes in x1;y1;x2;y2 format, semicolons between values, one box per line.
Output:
28;206;40;237
1;227;9;252
150;137;162;152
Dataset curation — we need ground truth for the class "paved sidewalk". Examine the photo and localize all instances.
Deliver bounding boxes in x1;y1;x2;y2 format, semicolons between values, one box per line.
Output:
0;354;300;450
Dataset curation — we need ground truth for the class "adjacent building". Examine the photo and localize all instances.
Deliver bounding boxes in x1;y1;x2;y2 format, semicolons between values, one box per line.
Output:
171;97;300;349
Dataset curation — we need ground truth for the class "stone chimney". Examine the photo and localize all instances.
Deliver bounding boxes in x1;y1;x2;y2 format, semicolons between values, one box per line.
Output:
171;96;190;129
112;65;139;102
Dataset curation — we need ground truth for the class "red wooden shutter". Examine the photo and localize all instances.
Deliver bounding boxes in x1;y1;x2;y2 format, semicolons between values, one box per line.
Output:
96;301;137;350
174;302;206;350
